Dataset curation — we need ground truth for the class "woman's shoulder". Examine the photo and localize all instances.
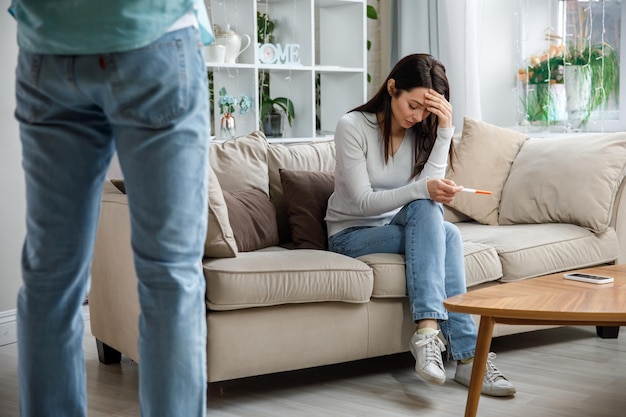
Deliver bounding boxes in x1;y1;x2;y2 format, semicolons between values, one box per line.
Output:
340;111;376;125
337;111;378;135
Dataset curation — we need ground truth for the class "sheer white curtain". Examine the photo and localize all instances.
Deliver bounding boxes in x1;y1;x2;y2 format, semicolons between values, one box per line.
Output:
385;0;484;129
437;0;483;129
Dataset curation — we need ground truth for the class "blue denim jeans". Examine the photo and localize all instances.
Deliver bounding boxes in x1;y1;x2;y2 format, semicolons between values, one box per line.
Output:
15;27;209;417
328;199;477;360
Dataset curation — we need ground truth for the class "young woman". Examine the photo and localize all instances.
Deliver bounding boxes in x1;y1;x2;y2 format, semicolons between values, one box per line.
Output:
325;54;515;396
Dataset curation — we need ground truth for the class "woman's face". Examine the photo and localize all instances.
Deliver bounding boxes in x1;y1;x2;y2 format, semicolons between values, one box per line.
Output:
390;86;431;130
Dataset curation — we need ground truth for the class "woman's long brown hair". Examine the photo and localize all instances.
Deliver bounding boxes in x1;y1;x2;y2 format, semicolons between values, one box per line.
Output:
350;54;454;179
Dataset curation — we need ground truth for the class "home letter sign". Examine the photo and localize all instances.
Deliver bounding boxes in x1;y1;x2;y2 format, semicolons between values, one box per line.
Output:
258;43;301;65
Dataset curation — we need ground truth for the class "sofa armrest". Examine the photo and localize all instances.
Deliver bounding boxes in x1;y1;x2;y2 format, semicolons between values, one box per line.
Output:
610;177;626;264
89;181;141;362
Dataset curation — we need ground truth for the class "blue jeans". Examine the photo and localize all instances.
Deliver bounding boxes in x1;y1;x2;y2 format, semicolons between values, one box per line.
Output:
328;199;477;360
15;27;209;417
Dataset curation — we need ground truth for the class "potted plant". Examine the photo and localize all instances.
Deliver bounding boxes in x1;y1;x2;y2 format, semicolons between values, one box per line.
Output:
563;42;619;129
518;37;619;129
564;3;620;127
257;11;275;44
518;41;567;125
562;6;620;130
256;12;296;137
259;88;295;138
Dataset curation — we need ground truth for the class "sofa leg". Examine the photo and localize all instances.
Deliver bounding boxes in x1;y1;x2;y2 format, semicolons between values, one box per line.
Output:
596;326;620;339
96;338;122;364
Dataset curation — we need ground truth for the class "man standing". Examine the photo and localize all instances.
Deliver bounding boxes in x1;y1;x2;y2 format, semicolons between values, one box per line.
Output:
10;1;213;416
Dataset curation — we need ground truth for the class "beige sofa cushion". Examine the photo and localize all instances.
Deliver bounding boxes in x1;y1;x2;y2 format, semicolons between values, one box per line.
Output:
456;222;619;282
499;132;626;233
210;131;269;194
203;249;373;310
445;117;528;225
357;242;502;298
267;140;336;243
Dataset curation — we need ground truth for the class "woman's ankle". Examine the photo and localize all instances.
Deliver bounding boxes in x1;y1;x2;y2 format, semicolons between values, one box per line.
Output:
416;319;438;332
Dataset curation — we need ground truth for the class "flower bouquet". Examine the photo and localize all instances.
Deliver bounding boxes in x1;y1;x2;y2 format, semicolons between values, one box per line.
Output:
218;87;252;138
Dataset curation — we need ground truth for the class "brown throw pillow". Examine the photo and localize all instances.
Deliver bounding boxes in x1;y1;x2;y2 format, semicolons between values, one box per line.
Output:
279;169;335;250
223;189;279;252
110;178;126;194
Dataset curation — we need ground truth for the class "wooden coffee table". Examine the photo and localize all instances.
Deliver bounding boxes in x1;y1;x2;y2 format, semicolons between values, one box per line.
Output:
444;264;626;417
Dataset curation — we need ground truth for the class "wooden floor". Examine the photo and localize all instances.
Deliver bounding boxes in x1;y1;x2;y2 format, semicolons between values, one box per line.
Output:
1;323;625;417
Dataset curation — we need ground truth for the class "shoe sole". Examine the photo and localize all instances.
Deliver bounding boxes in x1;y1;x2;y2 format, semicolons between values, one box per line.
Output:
453;376;516;397
409;342;446;385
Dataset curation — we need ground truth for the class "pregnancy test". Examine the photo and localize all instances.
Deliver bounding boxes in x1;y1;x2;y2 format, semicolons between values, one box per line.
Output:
461;188;492;195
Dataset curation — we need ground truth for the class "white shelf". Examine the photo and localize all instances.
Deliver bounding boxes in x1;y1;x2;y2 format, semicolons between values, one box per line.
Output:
257;64;313;72
315;65;365;73
205;63;256;70
205;0;366;142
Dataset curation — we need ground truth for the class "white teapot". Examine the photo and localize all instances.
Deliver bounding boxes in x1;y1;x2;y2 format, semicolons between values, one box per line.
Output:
214;24;251;64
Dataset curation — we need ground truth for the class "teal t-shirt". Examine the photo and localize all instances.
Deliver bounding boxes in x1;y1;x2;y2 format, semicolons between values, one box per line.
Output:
9;0;214;54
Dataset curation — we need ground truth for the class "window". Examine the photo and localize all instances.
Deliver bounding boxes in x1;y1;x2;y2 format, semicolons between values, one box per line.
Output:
518;0;623;132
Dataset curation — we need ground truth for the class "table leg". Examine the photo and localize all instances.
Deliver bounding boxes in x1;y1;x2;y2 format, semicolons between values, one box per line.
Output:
464;315;495;417
596;326;620;339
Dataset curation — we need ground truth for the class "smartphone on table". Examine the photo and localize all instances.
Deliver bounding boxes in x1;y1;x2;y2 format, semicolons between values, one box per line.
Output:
563;272;614;285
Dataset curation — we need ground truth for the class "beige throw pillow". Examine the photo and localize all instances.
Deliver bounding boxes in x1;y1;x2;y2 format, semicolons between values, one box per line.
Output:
210;131;269;195
205;167;238;258
445;117;528;225
498;132;626;233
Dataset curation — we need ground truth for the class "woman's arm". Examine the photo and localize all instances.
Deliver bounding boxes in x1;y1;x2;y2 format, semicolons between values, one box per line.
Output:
418;126;455;180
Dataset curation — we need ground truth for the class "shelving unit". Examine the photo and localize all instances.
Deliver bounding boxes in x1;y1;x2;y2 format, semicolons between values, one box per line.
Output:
205;0;367;142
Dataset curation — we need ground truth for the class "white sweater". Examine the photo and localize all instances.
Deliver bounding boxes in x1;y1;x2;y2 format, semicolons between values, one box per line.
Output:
325;111;454;237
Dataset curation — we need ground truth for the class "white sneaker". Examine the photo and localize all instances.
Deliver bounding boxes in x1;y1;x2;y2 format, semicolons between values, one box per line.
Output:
408;330;447;385
454;352;516;397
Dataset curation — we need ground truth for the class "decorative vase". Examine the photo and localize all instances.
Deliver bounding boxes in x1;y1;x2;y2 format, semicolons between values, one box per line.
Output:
261;112;284;138
564;65;593;130
220;112;236;138
521;82;566;125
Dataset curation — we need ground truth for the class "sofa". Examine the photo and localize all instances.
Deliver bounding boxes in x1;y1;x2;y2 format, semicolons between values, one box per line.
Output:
89;117;626;383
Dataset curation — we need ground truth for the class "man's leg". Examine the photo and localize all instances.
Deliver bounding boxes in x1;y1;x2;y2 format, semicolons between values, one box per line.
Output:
16;51;115;417
106;26;210;417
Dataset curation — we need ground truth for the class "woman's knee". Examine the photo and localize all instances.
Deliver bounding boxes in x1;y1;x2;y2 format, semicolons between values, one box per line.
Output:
444;221;463;244
405;199;444;222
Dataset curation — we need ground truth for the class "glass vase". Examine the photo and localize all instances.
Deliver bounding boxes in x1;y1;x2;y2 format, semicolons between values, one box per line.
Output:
220;112;236;139
564;65;593;131
521;82;566;126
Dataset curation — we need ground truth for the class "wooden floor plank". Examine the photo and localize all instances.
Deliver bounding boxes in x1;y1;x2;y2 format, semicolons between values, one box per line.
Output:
0;324;624;416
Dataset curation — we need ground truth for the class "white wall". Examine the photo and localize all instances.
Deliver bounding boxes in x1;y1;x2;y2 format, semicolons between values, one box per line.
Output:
0;0;24;313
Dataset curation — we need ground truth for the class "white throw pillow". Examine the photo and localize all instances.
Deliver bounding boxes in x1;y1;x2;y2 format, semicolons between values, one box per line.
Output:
445;117;528;225
205;166;238;258
498;132;626;232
